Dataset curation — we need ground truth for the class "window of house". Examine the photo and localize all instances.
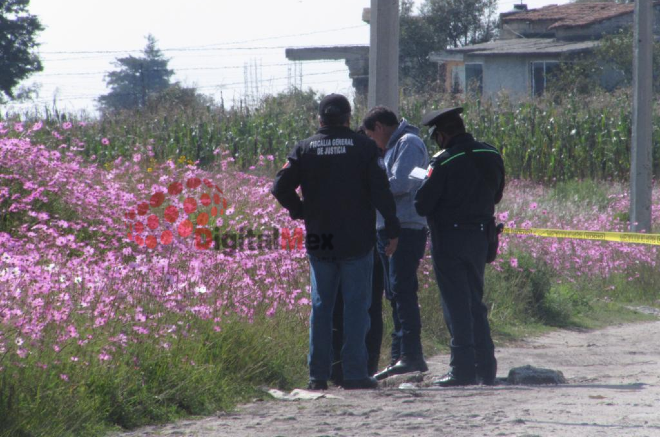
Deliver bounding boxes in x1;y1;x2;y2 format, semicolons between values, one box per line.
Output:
531;61;560;96
465;63;483;96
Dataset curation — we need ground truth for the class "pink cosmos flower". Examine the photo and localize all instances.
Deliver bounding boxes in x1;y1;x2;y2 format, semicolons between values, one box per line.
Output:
98;353;112;361
510;257;518;268
60;374;69;381
101;138;110;145
14;123;24;132
62;122;73;130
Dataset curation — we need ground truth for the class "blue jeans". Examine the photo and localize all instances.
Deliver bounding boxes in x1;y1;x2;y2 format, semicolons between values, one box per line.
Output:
377;228;427;360
308;249;373;382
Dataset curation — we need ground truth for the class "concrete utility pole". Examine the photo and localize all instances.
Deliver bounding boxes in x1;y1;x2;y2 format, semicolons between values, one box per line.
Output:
630;0;653;232
368;0;400;115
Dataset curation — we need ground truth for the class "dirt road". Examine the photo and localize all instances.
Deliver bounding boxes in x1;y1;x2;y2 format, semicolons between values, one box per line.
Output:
116;318;660;437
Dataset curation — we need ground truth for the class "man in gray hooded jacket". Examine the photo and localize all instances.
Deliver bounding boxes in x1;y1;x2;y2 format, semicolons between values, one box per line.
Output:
363;106;430;379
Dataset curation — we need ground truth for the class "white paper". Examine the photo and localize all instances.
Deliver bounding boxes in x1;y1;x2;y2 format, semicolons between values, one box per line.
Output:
409;167;428;180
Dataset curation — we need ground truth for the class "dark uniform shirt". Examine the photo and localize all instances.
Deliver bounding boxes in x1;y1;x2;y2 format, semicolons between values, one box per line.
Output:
272;125;401;260
414;133;505;227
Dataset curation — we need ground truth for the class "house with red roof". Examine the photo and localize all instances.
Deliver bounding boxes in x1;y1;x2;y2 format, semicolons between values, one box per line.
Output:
431;2;660;99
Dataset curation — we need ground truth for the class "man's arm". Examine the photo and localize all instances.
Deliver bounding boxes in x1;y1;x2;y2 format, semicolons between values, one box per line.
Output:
414;161;444;217
388;135;428;197
494;155;505;205
365;142;400;239
271;145;304;219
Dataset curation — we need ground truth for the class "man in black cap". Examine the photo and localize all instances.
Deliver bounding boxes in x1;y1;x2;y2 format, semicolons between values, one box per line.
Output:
272;93;400;390
330;123;387;386
414;107;505;387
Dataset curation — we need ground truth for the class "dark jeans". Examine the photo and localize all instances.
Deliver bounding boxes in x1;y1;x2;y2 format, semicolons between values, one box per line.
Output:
332;249;384;379
377;227;427;361
308;249;373;382
430;227;495;379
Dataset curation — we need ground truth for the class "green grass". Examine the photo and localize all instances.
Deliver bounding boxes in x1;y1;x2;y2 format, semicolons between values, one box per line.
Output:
0;312;309;437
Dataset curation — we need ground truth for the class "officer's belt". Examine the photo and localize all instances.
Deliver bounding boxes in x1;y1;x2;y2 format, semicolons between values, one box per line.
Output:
435;223;487;231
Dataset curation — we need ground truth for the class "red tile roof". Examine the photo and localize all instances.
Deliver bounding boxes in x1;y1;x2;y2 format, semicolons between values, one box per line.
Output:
502;2;641;29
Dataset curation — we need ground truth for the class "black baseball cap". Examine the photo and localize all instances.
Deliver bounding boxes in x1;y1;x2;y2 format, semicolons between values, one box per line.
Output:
421;107;464;128
319;93;351;117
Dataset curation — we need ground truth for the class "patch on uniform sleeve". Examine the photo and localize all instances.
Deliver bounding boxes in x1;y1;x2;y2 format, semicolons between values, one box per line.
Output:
427;165;434;178
282;161;290;169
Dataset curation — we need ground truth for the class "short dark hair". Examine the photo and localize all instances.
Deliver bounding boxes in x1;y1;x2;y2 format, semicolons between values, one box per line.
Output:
362;106;399;131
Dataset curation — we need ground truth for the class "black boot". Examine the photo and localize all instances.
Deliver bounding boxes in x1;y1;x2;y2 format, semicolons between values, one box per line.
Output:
374;355;428;380
342;376;379;390
476;358;497;386
432;370;476;387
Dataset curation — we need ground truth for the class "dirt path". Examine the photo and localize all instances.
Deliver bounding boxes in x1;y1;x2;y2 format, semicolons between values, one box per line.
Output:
116;318;660;437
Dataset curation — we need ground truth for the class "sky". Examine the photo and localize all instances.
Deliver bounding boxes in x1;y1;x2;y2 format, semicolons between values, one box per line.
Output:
5;0;572;116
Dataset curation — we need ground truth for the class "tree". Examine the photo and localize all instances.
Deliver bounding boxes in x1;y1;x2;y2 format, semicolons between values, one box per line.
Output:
421;0;498;48
399;0;498;92
0;0;43;101
595;27;660;91
98;34;174;112
399;0;443;92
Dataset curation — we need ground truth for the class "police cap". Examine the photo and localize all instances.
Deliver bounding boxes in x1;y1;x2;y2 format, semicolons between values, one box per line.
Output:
421;107;464;128
319;93;351;117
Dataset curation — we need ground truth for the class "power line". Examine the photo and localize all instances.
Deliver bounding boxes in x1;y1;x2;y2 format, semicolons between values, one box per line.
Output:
35;60;340;77
39;44;369;56
37;25;369;55
176;25;369;49
11;69;351;104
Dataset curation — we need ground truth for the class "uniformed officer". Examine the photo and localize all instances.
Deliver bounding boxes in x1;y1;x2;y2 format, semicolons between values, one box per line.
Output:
414;107;505;386
271;94;400;390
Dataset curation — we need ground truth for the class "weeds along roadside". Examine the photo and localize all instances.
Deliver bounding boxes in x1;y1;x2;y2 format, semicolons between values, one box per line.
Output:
1;90;660;435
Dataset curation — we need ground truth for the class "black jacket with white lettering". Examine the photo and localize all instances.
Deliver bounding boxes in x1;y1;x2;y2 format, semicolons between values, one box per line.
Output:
414;133;505;229
271;125;401;260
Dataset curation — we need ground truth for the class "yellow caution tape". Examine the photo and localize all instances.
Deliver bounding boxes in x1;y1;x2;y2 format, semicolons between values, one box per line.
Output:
503;227;660;246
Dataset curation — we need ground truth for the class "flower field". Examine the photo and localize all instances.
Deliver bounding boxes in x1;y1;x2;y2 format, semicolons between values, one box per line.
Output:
1;111;659;435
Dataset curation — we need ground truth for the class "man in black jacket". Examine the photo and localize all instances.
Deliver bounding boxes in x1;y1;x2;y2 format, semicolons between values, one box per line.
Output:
414;107;505;387
272;94;400;390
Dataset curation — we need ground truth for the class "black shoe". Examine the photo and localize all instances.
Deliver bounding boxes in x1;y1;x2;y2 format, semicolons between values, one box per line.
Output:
432;372;476;387
476;360;497;386
380;355;429;379
307;380;328;390
342;377;378;390
478;376;497;386
374;365;393;381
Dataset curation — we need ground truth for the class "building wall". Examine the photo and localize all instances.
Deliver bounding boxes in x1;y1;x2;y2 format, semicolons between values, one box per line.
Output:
470;54;624;101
